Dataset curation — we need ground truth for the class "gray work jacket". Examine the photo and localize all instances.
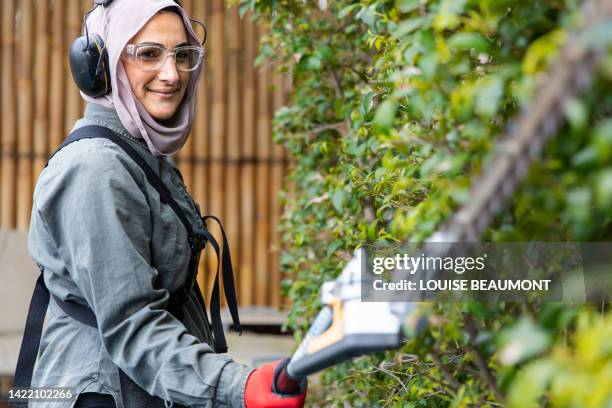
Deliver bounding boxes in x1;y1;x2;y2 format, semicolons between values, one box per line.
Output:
28;103;252;407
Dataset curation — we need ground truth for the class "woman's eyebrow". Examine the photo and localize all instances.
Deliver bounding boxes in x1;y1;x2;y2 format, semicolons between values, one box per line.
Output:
138;41;190;47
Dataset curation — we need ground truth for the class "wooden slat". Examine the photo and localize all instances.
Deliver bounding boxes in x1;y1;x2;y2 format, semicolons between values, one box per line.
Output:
48;0;65;151
0;375;12;400
282;69;295;311
208;0;225;161
240;163;255;305
16;0;34;230
239;11;257;306
1;0;16;229
33;0;50;179
269;165;284;308
1;2;4;221
255;24;271;306
64;0;80;133
269;65;286;308
227;7;241;158
193;0;210;301
254;167;270;306
205;0;225;303
79;0;90;114
225;6;241;307
175;0;194;191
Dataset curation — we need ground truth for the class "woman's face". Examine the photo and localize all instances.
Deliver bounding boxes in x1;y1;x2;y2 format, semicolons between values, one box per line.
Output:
121;11;190;121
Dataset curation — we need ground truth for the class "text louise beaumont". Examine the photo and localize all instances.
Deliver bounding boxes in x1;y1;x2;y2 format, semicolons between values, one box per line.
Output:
373;279;553;292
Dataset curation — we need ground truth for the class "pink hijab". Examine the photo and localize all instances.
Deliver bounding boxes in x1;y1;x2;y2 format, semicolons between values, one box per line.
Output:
82;0;203;157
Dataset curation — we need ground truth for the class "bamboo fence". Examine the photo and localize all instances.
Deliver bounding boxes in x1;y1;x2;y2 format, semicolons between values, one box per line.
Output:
0;0;291;309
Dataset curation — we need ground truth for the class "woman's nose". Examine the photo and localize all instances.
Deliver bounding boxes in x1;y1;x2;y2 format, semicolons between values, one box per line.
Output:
158;55;180;82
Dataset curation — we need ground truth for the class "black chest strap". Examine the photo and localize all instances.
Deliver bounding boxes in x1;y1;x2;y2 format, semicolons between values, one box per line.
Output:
13;125;241;392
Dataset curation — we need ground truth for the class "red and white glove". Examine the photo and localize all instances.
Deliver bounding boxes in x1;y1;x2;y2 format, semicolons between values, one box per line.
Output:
244;358;307;408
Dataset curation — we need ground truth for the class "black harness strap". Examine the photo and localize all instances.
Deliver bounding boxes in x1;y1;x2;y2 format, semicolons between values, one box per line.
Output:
203;215;242;351
11;274;49;391
14;125;241;395
54;290;98;328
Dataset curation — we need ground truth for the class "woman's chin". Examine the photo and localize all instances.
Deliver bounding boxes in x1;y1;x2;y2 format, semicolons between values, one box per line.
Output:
147;106;178;121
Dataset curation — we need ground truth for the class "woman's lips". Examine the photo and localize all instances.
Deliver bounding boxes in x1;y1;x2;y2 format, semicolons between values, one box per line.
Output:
148;89;176;99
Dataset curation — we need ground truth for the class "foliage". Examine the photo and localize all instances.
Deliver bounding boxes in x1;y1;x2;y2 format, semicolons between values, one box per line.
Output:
237;0;612;406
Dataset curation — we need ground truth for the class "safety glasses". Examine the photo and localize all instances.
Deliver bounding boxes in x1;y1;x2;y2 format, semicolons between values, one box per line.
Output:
123;44;205;72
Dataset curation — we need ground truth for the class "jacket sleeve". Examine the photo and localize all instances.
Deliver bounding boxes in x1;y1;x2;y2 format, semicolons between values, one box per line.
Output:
34;140;252;407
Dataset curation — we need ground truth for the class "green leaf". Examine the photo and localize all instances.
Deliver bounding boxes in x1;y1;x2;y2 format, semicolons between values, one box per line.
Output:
476;76;504;118
367;220;378;241
332;189;347;212
326;240;344;257
418;52;438;80
446;0;467;14
566;188;592;223
392;17;428;39
522;30;566;74
316;45;334;63
593;119;612;163
374;99;397;131
498;318;551;366
595;168;612;211
253;53;265;67
307;56;322;70
566;188;595;239
338;4;360;20
571;146;598;170
563;98;588;130
280;252;295;267
507;360;558;408
448;32;489;53
238;0;255;17
358;5;376;28
361;92;375;115
398;0;420;13
433;0;467;30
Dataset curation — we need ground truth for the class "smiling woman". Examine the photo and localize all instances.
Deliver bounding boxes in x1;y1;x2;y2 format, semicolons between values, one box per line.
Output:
121;10;192;120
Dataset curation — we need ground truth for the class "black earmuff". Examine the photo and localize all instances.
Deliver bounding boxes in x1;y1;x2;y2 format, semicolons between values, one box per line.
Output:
69;32;111;97
69;0;113;97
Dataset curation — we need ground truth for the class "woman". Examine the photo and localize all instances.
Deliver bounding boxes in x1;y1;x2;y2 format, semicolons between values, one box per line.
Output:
25;0;306;407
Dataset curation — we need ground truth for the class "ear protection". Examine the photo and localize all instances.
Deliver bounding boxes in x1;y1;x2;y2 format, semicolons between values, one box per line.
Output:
69;0;206;98
68;0;114;97
69;32;110;97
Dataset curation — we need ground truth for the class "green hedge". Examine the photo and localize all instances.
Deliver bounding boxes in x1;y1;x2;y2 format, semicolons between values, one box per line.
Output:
238;0;612;406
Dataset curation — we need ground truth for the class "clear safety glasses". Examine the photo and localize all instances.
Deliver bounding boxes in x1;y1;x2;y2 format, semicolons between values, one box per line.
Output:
124;44;205;72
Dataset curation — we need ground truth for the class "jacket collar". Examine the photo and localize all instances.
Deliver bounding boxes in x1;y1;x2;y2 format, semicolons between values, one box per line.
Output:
83;103;149;150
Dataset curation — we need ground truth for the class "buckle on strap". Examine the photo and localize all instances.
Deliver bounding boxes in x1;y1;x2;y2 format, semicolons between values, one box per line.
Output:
188;227;208;251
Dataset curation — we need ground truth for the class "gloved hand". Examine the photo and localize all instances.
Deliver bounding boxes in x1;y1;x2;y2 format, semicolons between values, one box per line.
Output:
244;358;307;408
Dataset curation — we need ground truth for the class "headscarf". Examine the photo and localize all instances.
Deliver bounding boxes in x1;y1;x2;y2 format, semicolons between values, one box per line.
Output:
81;0;203;157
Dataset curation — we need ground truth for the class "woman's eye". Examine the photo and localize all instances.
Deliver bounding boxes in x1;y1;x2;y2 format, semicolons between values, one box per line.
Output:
176;50;190;62
139;48;162;61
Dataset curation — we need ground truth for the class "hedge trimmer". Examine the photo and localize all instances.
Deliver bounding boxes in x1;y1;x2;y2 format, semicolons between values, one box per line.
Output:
271;0;612;394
